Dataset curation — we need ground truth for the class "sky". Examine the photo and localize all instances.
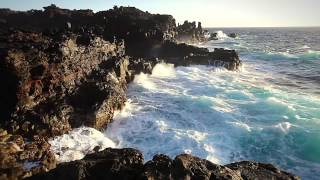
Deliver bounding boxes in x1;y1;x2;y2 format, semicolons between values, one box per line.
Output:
0;0;319;27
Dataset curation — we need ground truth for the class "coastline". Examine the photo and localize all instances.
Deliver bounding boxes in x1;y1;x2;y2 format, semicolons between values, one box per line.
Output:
0;5;298;179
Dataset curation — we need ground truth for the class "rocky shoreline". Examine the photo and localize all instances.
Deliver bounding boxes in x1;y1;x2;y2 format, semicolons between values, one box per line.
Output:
29;148;299;180
0;5;297;179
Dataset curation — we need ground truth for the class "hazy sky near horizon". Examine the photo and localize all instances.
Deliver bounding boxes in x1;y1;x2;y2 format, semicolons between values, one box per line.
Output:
0;0;319;27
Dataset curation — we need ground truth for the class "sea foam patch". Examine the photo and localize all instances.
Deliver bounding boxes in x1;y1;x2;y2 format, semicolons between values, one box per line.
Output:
49;127;116;163
103;58;320;180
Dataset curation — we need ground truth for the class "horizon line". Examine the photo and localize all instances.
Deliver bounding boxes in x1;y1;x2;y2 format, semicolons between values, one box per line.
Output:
1;6;319;28
204;26;320;28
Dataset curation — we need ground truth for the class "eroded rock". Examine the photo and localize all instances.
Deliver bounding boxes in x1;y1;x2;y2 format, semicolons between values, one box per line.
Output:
0;129;56;179
0;5;249;179
29;149;299;180
226;161;300;180
29;148;144;180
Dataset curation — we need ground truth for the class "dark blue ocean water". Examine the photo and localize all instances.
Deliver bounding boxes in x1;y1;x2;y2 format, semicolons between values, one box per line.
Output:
51;28;320;179
206;28;320;95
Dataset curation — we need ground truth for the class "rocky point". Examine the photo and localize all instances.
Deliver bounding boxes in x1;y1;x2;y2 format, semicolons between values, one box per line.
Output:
0;4;298;180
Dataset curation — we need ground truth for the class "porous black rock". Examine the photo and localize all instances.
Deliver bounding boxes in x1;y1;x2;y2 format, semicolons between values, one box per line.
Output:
29;149;300;180
0;5;266;179
29;148;144;180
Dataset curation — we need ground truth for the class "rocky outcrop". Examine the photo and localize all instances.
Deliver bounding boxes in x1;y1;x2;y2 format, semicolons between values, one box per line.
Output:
176;21;205;43
209;32;238;40
0;6;241;140
0;5;275;180
159;42;241;70
228;33;238;38
226;161;300;180
0;30;135;178
28;148;144;180
209;32;219;41
29;148;299;180
0;5;176;58
0;30;131;138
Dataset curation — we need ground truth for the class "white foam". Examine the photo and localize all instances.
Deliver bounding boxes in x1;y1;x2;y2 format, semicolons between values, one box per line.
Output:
184;149;192;154
301;45;310;49
274;122;293;133
267;97;296;111
228;121;252;132
186;130;208;142
113;99;136;118
155;120;169;133
151;63;176;78
133;73;157;90
49;127;116;163
215;30;229;39
99;62;320;179
279;52;297;58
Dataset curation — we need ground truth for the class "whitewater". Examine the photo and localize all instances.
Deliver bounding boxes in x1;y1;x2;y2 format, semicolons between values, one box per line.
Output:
50;28;320;179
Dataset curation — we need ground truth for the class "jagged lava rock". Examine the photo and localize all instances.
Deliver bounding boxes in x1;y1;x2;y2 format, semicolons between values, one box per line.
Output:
176;21;205;43
0;5;240;66
28;148;144;180
0;30;132;138
29;148;299;180
226;161;300;180
0;5;246;179
0;6;241;139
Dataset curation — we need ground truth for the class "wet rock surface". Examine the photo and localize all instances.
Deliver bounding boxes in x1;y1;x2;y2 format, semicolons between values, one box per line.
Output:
29;148;299;180
0;129;56;179
0;5;297;180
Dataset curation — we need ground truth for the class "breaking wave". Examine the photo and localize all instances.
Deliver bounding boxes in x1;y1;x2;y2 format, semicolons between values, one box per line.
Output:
50;127;116;162
104;63;320;179
50;28;320;180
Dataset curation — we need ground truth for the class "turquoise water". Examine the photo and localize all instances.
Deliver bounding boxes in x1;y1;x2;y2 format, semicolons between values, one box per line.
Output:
49;28;320;179
104;28;320;179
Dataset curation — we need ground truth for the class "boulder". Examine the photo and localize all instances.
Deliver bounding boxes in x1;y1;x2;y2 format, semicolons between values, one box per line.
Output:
226;161;300;180
228;33;238;38
209;32;219;40
29;148;144;180
142;154;173;179
171;154;242;180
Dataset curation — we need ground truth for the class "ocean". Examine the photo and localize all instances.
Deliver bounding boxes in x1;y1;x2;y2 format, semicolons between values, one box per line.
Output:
50;28;320;179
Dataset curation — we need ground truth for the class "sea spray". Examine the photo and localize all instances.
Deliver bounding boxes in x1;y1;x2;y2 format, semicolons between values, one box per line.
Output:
49;28;320;180
105;62;320;179
50;127;116;162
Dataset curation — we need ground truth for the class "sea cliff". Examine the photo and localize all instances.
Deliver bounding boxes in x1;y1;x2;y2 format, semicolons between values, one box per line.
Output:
0;5;297;179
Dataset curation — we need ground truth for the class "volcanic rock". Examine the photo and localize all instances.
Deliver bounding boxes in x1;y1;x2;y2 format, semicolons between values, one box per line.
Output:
29;149;300;180
0;5;247;179
228;33;238;38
